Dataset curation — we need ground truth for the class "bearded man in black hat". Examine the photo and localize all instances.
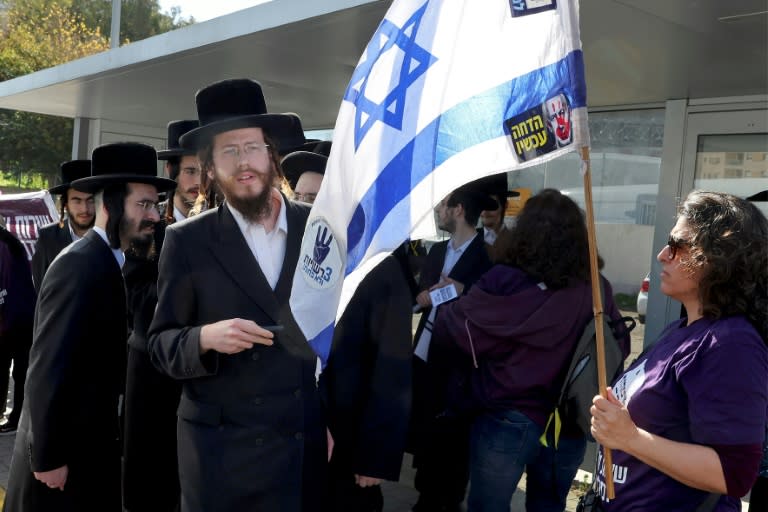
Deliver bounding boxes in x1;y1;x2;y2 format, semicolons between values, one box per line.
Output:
31;159;94;291
3;142;175;512
157;119;201;224
148;79;326;512
282;150;328;204
121;119;196;512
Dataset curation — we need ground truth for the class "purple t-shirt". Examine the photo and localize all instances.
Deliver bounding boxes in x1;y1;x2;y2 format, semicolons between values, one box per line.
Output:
597;316;768;511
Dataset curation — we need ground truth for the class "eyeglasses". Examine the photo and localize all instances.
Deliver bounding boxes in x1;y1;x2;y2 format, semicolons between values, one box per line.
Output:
180;167;201;177
135;200;160;212
294;192;317;203
216;143;270;163
666;235;690;259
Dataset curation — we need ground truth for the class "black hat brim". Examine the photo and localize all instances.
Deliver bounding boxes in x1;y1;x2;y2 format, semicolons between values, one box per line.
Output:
70;174;177;194
157;148;196;160
282;151;328;190
48;183;71;195
179;114;297;151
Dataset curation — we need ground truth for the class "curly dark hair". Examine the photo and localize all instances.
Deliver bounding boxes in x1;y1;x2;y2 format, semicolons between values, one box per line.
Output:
678;190;768;342
494;188;597;289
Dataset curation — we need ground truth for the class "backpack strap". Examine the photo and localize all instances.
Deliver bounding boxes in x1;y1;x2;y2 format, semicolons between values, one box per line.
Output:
540;279;608;448
694;493;721;512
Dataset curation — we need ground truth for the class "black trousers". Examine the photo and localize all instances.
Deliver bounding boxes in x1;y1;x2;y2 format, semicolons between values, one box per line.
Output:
327;454;384;512
410;358;471;510
0;337;30;425
123;346;182;512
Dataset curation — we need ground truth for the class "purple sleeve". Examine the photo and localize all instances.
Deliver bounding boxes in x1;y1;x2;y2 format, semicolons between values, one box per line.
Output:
711;442;763;497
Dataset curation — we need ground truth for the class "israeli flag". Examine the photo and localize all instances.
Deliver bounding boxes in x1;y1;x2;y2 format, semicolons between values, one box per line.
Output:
291;0;589;367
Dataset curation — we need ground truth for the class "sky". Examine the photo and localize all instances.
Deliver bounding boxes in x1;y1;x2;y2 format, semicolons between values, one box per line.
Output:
158;1;271;22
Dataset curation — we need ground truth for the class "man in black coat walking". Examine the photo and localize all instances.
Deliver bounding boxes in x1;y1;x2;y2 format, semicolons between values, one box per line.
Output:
31;160;94;291
3;143;176;512
148;79;326;512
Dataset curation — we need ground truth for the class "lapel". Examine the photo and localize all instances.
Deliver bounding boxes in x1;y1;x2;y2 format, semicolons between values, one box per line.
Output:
448;233;484;281
57;220;74;250
207;203;279;324
422;241;448;287
273;198;309;304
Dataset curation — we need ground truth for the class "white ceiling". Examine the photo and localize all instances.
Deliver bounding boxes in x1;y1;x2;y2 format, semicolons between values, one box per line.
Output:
0;0;765;130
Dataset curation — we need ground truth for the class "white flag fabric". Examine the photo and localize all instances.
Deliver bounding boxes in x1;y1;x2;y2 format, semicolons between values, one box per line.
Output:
290;0;589;367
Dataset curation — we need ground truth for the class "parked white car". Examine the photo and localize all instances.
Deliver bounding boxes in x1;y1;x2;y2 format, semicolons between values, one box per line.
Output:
636;273;649;324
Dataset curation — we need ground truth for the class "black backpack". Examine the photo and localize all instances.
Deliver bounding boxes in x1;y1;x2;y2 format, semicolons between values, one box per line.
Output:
541;282;634;447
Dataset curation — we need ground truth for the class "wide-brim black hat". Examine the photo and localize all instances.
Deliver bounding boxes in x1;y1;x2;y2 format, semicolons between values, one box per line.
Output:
158;119;200;160
71;142;177;194
282;151;329;189
475;173;520;201
49;159;92;195
179;79;299;152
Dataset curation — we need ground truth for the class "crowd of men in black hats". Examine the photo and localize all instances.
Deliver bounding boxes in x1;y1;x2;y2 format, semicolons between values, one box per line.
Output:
0;78;512;512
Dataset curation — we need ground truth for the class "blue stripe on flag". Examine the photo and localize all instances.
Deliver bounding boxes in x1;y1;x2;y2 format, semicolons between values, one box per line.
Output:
308;322;335;367
346;50;586;273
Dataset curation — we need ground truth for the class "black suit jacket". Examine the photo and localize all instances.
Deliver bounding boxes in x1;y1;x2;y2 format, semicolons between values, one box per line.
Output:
413;234;492;345
5;230;126;511
31;220;74;293
147;199;326;512
320;255;412;481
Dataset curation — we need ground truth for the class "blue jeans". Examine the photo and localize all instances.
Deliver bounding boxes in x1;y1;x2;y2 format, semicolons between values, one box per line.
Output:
467;410;587;512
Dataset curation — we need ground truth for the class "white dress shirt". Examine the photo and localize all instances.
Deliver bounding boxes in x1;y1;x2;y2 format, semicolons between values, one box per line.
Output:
227;192;288;290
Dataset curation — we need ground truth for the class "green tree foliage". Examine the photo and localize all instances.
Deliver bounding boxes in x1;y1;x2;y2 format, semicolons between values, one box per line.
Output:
0;1;193;188
69;0;194;45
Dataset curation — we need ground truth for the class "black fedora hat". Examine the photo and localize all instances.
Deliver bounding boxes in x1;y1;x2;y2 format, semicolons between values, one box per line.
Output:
49;159;92;195
158;120;199;160
179;79;298;151
282;151;329;190
276;113;322;156
71;142;177;194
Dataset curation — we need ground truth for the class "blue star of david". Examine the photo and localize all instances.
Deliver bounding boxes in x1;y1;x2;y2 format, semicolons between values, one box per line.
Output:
343;2;437;150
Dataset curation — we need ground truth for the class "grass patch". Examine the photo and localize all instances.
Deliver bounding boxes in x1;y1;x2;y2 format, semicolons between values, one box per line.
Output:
614;293;636;312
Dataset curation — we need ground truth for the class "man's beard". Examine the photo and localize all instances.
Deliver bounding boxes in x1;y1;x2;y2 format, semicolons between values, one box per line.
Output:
68;212;94;232
121;218;156;259
217;168;275;223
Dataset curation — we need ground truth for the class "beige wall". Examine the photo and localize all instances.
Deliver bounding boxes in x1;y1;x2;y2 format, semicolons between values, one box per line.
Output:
594;223;654;296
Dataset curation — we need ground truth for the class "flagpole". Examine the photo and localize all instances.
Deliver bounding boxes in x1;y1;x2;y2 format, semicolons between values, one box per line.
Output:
580;146;615;499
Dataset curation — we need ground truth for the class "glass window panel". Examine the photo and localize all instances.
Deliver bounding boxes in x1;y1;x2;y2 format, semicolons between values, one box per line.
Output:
694;134;768;219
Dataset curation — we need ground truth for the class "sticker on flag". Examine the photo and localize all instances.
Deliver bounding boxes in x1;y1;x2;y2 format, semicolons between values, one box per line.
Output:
509;0;557;18
290;0;589;368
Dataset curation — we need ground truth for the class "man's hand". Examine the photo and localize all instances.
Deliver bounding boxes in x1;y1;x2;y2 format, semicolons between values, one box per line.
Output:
327;428;334;462
199;318;274;354
416;290;432;308
355;474;382;488
34;465;68;491
431;274;465;296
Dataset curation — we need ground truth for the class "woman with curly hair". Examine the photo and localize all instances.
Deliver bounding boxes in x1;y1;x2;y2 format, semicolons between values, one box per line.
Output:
590;190;768;511
431;188;630;511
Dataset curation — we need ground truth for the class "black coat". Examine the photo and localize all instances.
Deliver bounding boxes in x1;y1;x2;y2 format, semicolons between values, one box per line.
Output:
4;231;126;512
30;221;73;293
409;235;492;450
122;220;181;512
147;201;326;512
319;255;412;481
413;235;492;345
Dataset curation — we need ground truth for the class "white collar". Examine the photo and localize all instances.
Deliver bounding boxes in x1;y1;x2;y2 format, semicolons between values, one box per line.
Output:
227;189;288;236
67;219;86;242
449;233;477;253
173;205;186;223
91;226;125;269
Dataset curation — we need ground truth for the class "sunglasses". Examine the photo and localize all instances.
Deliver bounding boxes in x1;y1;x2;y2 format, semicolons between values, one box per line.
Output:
667;235;691;259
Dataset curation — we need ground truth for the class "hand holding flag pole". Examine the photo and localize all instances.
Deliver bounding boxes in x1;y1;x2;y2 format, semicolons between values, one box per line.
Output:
581;146;615;499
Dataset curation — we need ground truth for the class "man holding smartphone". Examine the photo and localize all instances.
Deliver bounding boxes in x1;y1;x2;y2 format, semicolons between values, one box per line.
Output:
147;79;325;512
